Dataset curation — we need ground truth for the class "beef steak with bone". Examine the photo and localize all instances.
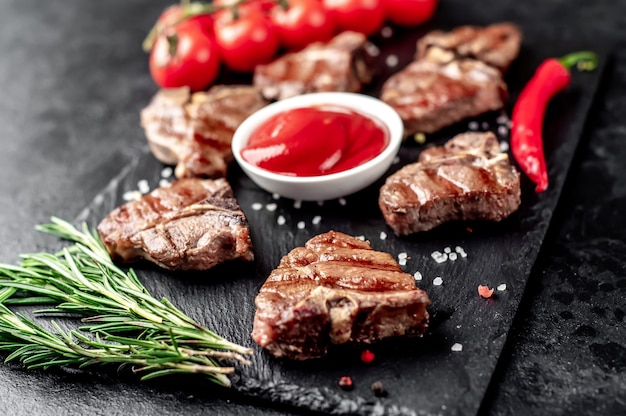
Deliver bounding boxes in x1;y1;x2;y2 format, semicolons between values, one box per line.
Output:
252;231;431;360
379;131;521;235
97;178;254;271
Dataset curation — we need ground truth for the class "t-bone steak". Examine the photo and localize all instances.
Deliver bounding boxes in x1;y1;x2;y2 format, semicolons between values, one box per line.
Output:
97;178;254;271
379;132;521;235
140;85;268;179
253;31;376;101
252;231;431;360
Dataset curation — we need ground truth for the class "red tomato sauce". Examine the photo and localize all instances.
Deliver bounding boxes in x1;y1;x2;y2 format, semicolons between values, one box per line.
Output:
240;105;389;177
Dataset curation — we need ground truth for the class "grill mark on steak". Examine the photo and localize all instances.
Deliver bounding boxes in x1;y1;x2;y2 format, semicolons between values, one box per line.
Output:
253;31;376;101
379;132;521;235
252;231;430;360
381;58;507;135
381;23;521;136
140;85;268;179
416;22;522;72
97;178;254;271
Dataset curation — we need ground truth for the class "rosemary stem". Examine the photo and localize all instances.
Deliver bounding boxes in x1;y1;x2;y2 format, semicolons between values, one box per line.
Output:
0;218;252;387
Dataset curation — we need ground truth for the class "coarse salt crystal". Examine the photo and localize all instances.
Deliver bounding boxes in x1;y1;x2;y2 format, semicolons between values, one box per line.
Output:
468;121;479;130
448;252;458;261
297;221;306;229
137;179;150;194
386;54;399;68
433;277;443;286
498;125;509;137
365;43;380;57
500;141;510;152
312;215;322;225
431;251;448;263
455;246;467;258
272;193;281;200
277;215;286;225
414;271;423;281
497;284;507;291
379;231;387;240
159;179;171;188
356;235;365;241
251;202;263;211
496;114;509;124
338;198;347;206
451;343;463;352
399;258;407;266
122;190;141;202
444;247;452;254
161;167;173;178
293;200;302;209
266;203;277;212
381;26;393;38
398;252;408;260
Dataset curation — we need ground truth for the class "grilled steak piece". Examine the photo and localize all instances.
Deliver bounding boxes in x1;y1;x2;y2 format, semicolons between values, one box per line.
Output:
379;132;521;235
381;58;507;135
97;178;254;271
253;31;375;101
416;23;522;72
381;23;521;136
139;87;191;167
252;231;431;360
140;85;268;179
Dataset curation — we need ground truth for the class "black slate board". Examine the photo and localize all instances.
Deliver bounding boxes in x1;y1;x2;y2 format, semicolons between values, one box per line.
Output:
67;28;607;416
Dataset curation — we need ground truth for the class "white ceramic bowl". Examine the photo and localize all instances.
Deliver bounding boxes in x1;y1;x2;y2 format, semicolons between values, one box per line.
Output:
232;92;404;201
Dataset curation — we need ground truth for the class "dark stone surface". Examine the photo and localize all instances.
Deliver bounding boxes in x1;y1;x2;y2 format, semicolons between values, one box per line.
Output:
0;0;624;415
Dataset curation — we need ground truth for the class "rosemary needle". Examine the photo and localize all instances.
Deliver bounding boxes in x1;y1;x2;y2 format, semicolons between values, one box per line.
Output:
0;217;252;387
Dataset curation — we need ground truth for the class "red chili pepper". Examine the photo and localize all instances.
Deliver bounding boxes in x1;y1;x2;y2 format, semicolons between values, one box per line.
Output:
511;51;597;192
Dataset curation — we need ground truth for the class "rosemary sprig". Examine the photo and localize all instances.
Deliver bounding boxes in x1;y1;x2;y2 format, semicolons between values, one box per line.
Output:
0;218;252;387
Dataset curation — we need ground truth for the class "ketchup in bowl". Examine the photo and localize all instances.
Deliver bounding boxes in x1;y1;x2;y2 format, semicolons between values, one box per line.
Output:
240;105;389;177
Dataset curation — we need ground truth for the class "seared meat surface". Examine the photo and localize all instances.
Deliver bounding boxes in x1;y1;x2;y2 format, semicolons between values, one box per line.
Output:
379;132;521;235
253;31;375;101
140;85;268;179
252;231;431;360
98;178;254;271
381;58;507;135
381;23;521;136
139;87;190;167
416;23;522;73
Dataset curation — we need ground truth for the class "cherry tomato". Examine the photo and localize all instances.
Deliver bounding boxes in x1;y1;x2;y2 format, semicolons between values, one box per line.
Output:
322;0;386;36
213;0;275;14
385;0;437;27
156;4;184;27
214;10;280;72
270;0;336;50
156;4;213;30
149;18;221;91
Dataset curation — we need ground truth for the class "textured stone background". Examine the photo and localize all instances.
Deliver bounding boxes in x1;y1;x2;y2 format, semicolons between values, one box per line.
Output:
0;1;624;415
